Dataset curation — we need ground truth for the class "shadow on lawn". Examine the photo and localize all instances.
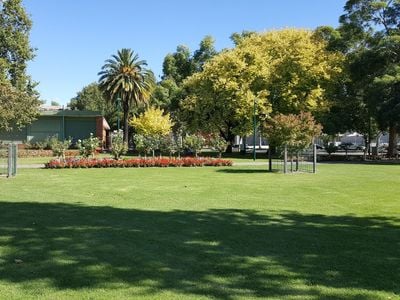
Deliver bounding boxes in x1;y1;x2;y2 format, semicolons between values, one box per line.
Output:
0;202;399;299
216;168;271;174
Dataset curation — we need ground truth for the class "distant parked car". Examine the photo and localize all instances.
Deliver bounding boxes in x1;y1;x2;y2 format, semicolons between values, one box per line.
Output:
339;142;365;151
315;144;324;150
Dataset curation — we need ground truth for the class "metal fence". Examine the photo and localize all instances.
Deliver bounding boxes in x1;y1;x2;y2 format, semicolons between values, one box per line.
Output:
268;144;317;174
0;144;17;178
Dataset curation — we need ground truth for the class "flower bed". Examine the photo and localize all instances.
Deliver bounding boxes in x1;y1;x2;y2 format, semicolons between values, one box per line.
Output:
45;157;233;169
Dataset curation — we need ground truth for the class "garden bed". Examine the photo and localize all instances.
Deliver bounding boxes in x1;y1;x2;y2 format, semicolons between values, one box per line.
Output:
45;157;233;169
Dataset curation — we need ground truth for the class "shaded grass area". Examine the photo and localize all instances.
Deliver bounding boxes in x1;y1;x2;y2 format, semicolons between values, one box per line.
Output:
0;165;399;299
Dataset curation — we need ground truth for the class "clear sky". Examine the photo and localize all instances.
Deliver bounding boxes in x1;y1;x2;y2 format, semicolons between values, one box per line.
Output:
24;0;347;105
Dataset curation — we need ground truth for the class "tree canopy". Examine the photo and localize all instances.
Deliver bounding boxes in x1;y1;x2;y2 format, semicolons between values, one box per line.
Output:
181;29;343;150
0;0;40;131
98;49;155;142
130;107;173;137
69;82;117;128
338;0;400;156
263;112;322;153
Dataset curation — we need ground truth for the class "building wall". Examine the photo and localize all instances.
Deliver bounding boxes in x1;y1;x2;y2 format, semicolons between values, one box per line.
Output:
0;116;98;143
27;117;62;142
64;117;96;141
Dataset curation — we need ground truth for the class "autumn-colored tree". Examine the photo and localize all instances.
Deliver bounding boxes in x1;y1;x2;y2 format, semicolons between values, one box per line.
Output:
263;112;322;154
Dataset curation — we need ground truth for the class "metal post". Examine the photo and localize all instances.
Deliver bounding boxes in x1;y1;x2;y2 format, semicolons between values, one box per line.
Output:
7;144;12;178
268;144;272;172
116;95;121;131
283;145;288;174
253;98;257;161
296;152;299;172
290;155;293;172
313;143;317;174
12;144;17;176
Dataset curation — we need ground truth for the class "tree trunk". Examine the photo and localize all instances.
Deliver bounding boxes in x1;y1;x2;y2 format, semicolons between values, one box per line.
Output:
123;113;129;143
241;135;247;155
387;125;397;158
225;133;235;153
123;101;130;144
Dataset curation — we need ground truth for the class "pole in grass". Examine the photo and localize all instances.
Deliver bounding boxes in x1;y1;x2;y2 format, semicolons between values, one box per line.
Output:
283;145;288;174
253;98;257;161
313;143;317;173
116;95;121;131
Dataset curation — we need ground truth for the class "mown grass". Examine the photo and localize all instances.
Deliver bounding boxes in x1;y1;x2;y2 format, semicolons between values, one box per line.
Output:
0;164;399;299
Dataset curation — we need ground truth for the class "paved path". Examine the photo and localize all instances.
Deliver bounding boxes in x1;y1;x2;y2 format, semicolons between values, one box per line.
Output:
18;164;45;169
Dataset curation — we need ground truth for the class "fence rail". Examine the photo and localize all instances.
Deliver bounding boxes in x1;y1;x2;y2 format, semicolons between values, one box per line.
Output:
268;144;317;174
0;144;17;177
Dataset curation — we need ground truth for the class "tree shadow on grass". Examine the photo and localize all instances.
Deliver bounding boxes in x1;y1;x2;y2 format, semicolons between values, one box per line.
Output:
216;168;271;174
0;202;399;299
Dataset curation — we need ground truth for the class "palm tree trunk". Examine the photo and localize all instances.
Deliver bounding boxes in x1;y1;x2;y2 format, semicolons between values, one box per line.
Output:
123;103;129;144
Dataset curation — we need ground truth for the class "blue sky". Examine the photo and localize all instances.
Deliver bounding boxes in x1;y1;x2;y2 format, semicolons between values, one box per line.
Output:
24;0;347;105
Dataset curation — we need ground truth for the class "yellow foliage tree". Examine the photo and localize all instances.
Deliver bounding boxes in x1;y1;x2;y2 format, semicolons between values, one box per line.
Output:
236;28;344;113
130;107;173;137
181;29;344;151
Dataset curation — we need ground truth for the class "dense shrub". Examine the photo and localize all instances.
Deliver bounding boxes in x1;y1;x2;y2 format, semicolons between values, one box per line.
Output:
110;130;127;160
183;134;205;157
45;157;233;169
49;137;72;160
78;133;100;158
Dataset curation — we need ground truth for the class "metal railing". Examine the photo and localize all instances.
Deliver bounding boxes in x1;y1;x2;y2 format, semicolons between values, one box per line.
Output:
0;144;17;177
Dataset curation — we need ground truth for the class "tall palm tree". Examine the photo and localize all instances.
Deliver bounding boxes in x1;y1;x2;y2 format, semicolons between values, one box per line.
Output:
98;48;155;142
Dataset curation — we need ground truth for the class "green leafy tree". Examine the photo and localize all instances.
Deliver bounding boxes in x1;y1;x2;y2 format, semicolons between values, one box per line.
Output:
110;130;127;160
209;135;228;158
151;36;218;128
49;136;72;160
98;49;155;142
159;135;178;157
339;0;400;156
133;134;158;158
230;30;256;46
133;134;146;157
183;134;205;157
0;0;40;131
193;35;217;71
69;82;117;128
0;81;39;131
162;45;194;84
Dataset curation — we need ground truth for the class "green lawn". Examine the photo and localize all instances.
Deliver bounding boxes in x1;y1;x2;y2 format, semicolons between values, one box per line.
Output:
0;164;399;299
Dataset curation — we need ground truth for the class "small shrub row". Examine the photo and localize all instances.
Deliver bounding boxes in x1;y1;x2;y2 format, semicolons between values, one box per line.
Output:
45;157;233;169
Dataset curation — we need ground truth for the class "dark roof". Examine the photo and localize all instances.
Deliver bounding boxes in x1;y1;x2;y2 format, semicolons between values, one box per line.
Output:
39;110;102;117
